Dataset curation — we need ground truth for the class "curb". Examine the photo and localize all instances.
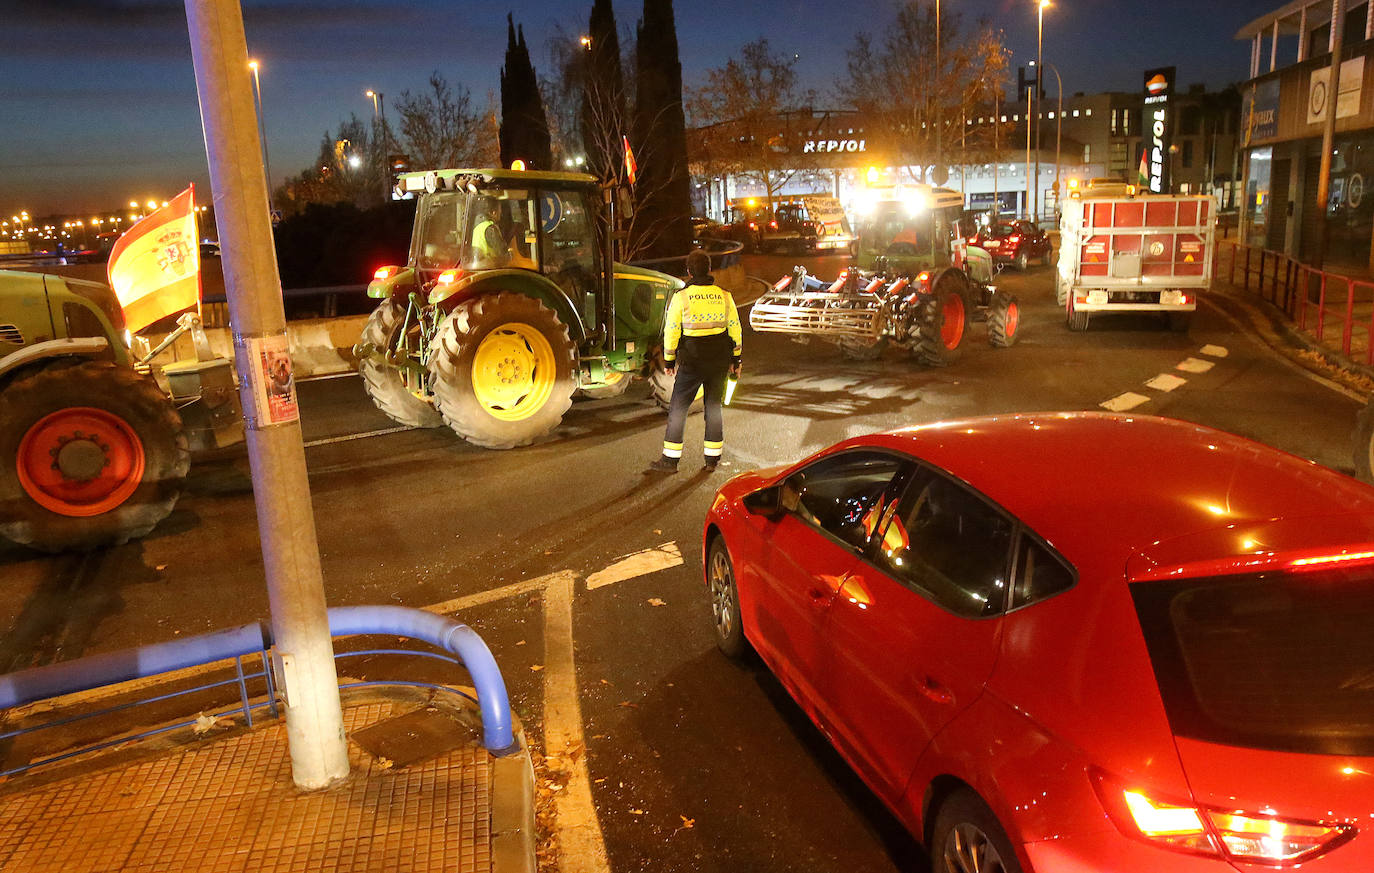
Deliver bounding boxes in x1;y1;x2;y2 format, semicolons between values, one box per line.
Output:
491;725;538;873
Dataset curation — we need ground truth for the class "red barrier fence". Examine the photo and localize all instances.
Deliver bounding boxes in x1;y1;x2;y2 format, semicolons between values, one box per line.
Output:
1220;241;1374;366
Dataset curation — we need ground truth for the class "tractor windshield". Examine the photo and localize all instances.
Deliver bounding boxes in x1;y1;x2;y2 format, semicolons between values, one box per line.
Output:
856;201;935;259
412;189;541;277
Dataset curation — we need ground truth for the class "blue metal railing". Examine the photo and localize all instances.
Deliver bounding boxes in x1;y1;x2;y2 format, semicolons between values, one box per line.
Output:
0;606;516;778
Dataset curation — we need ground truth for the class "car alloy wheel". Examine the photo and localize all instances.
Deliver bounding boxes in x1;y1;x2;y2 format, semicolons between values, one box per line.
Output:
707;537;748;658
943;822;1012;873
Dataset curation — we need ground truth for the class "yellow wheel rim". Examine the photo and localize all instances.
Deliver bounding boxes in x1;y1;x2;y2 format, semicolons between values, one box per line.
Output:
472;323;557;421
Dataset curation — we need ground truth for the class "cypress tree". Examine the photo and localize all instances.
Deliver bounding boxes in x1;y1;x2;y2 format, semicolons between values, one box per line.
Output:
500;14;553;169
633;0;692;257
580;0;626;183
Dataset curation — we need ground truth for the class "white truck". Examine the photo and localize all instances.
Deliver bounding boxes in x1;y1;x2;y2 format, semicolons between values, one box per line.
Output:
1056;192;1216;332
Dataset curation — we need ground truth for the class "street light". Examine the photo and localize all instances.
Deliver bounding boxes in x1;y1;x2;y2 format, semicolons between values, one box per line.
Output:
248;59;273;206
1042;61;1063;219
580;35;592;49
366;89;391;203
1035;0;1050;224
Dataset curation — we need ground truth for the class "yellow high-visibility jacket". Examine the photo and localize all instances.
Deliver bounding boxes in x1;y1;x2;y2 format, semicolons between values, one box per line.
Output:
663;282;742;362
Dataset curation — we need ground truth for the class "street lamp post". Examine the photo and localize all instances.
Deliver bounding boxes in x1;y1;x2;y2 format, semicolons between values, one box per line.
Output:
248;59;273;208
366;89;390;203
1043;61;1063;220
1035;0;1050;224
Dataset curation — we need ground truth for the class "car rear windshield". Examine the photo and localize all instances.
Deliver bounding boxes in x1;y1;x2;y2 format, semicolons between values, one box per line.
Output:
1131;567;1374;756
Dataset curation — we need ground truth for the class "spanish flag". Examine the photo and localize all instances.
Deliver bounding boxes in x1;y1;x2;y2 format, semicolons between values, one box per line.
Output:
1137;148;1150;188
622;135;638;186
107;186;200;334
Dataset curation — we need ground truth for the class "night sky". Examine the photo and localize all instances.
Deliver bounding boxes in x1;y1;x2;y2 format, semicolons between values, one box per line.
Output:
2;0;1262;216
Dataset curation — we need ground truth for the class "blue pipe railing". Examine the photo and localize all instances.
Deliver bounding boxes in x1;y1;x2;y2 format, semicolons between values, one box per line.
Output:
0;606;516;777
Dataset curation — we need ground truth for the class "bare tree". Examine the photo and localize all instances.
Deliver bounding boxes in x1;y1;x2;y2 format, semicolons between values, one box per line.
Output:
841;2;1008;184
393;73;494;169
689;39;812;205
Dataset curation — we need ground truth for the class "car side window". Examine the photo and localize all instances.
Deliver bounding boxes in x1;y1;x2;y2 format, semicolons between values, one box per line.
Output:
872;467;1015;618
1010;534;1076;609
789;451;908;551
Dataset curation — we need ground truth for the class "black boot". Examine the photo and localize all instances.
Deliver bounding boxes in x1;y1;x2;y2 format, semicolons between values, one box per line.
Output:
704;457;720;471
648;455;679;473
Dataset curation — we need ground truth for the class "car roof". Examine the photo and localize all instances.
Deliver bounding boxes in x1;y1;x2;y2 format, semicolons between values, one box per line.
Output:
847;412;1374;577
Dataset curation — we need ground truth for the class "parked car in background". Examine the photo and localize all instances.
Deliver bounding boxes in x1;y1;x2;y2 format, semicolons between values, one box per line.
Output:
970;219;1052;270
702;412;1374;873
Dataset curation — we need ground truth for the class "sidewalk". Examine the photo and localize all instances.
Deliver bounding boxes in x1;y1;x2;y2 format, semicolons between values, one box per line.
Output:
0;687;534;873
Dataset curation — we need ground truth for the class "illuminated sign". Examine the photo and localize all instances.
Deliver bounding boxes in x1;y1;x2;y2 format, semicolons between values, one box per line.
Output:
1143;66;1175;194
803;138;867;154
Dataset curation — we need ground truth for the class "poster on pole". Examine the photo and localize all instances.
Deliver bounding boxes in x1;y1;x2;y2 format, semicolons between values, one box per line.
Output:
245;333;299;426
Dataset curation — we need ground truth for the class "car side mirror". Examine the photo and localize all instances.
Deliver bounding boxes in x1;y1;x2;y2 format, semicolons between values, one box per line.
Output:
742;485;783;519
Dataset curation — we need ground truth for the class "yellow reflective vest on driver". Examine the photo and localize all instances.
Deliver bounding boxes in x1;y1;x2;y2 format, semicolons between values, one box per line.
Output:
663;283;743;362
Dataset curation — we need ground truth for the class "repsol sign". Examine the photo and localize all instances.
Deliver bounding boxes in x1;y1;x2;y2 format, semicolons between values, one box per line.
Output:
803;138;867;154
1143;66;1175;194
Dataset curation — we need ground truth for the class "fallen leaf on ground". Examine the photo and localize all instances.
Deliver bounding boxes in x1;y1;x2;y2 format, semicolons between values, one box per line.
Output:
531;664;545;672
647;598;666;607
192;713;221;734
155;564;167;571
618;701;638;709
679;815;695;829
376;756;393;770
629;808;645;815
516;640;526;646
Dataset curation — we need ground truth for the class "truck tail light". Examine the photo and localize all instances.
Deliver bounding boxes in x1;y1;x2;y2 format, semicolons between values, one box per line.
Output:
1092;771;1355;865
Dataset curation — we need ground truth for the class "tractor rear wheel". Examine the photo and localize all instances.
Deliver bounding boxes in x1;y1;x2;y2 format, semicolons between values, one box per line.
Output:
987;295;1022;348
429;293;577;449
0;361;189;552
648;359;704;413
579;370;633;400
359;299;444;429
914;279;970;367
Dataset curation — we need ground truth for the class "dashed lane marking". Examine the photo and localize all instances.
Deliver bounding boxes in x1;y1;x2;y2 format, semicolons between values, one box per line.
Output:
423;572;571;616
1176;357;1215;374
586;542;683;590
1145;373;1188;392
1199;344;1229;358
1100;392;1151;412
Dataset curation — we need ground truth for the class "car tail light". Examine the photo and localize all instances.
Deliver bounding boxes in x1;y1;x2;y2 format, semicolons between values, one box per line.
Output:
1008;234;1021;244
748;222;757;230
769;220;778;229
1093;772;1355;865
772;275;792;291
373;265;398;281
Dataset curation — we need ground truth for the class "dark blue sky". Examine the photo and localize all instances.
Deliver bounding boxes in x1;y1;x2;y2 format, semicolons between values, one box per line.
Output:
1;0;1261;216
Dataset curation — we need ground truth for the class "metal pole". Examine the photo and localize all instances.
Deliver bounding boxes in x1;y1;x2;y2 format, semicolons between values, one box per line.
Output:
184;0;349;791
1026;86;1033;219
935;0;942;182
993;91;1000;216
1051;64;1061;220
1035;3;1044;224
1316;0;1346;268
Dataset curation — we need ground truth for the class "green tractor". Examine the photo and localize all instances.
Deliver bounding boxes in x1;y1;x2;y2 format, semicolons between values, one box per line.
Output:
0;270;241;551
356;168;685;448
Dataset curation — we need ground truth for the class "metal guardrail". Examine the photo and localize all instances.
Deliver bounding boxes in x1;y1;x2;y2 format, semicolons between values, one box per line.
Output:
1221;241;1374;366
0;605;515;778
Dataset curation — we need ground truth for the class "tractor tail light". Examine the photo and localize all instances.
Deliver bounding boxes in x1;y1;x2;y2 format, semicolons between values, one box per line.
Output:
1092;772;1355;865
436;269;461;285
373;265;398;281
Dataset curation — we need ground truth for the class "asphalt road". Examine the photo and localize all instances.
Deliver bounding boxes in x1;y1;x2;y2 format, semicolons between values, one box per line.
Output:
0;253;1366;872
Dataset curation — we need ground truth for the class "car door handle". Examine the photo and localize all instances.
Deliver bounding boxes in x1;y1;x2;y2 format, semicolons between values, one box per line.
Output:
916;675;955;705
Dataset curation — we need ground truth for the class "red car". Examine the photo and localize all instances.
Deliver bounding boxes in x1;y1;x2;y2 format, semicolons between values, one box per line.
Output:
971;220;1052;271
702;413;1374;873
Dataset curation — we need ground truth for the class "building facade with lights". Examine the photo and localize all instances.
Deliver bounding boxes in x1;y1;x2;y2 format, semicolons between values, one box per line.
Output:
1238;0;1374;269
689;91;1240;226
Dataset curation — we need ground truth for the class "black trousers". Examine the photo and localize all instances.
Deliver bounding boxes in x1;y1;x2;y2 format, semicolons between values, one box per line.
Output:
663;333;733;460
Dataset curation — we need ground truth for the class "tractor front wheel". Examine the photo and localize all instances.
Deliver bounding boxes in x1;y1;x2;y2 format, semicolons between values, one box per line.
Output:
987;295;1021;348
359;299;444;429
914;279;970;367
0;361;189;552
429;293;577;449
838;337;888;361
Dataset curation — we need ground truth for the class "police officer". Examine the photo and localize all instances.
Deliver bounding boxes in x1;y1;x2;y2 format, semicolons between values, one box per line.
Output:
648;250;742;473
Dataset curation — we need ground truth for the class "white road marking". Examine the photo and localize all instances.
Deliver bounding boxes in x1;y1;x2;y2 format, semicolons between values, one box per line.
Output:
1145;373;1188;392
542;571;612;873
422;572;572;616
1199;344;1229;358
1176;357;1215;374
585;542;683;590
1100;392;1151;411
303;426;412;448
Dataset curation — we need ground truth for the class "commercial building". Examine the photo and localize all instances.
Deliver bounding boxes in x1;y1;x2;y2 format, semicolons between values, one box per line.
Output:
690;88;1241;226
1238;0;1374;269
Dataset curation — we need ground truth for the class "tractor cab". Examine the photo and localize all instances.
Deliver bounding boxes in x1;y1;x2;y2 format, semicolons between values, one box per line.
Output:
406;171;604;307
851;185;966;274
